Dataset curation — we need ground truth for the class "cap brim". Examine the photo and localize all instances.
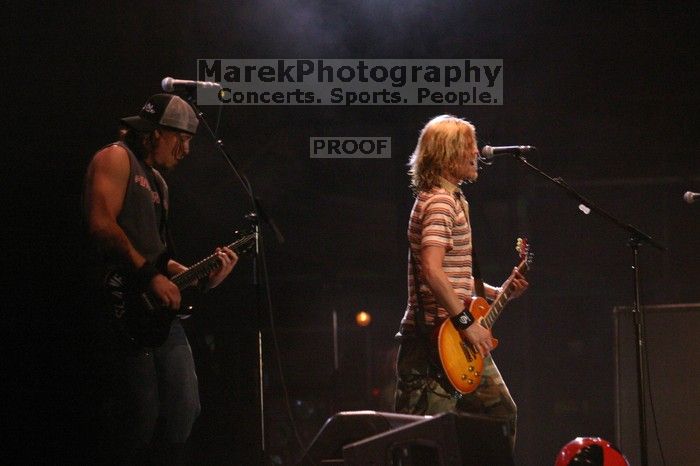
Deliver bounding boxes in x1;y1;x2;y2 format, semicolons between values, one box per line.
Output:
120;115;159;132
160;125;197;136
121;116;197;135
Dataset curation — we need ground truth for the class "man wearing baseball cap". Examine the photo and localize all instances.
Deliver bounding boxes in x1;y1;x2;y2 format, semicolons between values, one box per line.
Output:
84;94;238;463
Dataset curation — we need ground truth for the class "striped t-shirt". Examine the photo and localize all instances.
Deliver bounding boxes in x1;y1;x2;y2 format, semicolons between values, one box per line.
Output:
401;184;473;329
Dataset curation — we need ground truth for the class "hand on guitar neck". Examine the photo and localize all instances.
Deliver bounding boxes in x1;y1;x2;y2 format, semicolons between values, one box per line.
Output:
147;246;238;311
500;267;529;302
202;246;239;290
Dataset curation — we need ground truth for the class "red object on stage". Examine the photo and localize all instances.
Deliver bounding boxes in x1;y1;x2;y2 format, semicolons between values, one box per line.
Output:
555;437;630;466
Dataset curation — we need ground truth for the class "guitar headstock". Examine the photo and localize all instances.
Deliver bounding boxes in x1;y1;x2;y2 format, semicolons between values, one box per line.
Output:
231;229;257;255
515;237;534;267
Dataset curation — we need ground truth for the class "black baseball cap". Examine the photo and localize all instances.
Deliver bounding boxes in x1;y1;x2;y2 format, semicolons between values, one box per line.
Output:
120;94;199;135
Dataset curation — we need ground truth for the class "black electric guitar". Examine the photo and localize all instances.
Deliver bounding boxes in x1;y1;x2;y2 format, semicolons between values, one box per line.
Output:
104;230;256;347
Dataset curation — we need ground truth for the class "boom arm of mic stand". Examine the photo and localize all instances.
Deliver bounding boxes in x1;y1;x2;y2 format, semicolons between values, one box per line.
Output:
512;154;665;251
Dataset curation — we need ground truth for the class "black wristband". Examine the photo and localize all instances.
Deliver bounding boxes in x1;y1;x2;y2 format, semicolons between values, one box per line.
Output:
134;261;159;290
451;307;475;330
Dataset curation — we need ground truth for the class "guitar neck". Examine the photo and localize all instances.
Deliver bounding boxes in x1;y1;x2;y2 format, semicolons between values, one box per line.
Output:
170;233;255;290
481;259;529;329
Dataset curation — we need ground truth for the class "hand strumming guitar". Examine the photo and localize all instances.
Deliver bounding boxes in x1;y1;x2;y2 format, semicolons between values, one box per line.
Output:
461;323;495;358
150;273;181;310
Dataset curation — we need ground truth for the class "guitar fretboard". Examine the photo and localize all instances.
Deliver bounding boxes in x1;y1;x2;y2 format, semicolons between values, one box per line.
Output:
171;233;255;289
481;259;529;329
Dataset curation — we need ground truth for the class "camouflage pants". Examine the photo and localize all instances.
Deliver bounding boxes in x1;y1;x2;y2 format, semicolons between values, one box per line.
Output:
394;335;517;450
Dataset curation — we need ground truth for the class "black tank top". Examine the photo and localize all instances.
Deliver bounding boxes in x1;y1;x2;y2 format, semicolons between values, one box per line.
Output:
111;141;168;265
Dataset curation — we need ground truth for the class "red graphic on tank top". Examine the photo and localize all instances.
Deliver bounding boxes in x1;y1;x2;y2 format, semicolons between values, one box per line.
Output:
134;175;161;205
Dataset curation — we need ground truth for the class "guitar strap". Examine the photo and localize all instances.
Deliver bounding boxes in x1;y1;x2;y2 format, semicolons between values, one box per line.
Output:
471;248;486;298
455;189;486;299
147;167;176;273
408;249;447;383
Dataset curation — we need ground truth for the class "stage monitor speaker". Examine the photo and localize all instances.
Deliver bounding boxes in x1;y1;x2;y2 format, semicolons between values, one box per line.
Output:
297;410;428;465
342;411;514;466
614;303;700;466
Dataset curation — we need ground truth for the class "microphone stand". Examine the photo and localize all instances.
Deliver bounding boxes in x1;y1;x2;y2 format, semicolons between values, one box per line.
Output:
180;89;284;464
511;154;664;466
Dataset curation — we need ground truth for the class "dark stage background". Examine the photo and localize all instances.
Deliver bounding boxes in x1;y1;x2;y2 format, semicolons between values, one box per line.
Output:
10;2;699;465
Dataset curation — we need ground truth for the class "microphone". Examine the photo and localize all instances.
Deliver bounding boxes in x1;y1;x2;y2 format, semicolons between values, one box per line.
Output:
683;191;700;204
161;77;222;92
481;145;536;160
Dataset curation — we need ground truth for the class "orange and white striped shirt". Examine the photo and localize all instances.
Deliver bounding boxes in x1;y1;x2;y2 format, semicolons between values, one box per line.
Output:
401;179;473;329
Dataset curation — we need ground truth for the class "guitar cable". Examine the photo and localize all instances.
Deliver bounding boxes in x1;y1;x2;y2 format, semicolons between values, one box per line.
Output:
641;328;668;465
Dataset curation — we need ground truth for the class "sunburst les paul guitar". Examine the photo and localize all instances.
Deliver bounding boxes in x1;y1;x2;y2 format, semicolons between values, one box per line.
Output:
104;230;256;348
437;238;532;395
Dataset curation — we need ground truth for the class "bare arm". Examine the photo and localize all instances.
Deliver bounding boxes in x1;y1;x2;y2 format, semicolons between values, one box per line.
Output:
421;246;464;316
482;282;502;301
85;145;181;310
475;269;529;302
421;245;495;357
166;260;188;276
85;145;146;269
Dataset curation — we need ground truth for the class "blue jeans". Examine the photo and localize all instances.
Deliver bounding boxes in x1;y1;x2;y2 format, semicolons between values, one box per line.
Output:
124;319;200;445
